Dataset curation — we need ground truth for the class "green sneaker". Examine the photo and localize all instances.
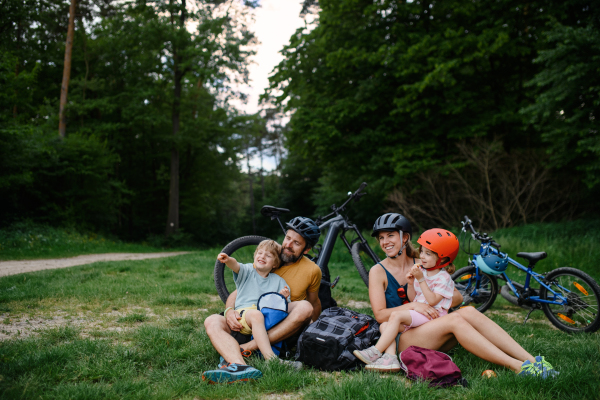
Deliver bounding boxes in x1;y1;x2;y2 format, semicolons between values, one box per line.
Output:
518;360;539;377
534;356;560;378
518;357;559;378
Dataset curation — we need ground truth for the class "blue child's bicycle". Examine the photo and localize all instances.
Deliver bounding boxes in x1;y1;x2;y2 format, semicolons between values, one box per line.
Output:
452;216;600;333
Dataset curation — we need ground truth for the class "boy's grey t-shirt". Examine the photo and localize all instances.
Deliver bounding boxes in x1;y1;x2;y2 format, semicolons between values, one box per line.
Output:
233;263;290;310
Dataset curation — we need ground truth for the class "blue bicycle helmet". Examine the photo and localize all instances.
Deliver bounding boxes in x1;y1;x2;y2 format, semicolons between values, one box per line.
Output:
286;217;321;248
474;251;509;276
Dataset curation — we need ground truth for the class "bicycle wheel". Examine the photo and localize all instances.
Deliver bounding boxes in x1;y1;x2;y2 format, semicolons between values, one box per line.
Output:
540;267;600;333
451;265;498;313
350;242;380;286
214;235;270;303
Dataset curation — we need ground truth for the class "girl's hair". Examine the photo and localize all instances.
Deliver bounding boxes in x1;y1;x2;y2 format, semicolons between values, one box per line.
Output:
405;238;419;259
255;240;282;269
418;245;455;274
440;257;456;274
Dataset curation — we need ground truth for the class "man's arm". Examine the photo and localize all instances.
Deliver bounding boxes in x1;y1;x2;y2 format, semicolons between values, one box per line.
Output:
306;291;321;322
225;289;242;331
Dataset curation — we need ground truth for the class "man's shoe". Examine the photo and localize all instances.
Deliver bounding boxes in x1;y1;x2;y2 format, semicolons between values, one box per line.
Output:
353;346;383;365
217;348;252;369
365;353;401;373
202;363;262;384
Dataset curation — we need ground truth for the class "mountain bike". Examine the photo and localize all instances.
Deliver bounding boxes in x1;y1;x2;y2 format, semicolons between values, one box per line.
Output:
452;215;600;333
213;182;381;306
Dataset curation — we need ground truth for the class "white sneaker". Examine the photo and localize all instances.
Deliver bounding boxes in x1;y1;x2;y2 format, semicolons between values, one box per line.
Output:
365;353;401;373
353;346;383;365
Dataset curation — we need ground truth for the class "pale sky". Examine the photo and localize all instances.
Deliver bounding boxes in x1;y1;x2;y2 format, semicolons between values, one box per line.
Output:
234;0;307;171
239;0;305;114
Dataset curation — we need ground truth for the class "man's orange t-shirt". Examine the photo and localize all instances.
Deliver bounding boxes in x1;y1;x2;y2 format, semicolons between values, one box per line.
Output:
272;256;322;302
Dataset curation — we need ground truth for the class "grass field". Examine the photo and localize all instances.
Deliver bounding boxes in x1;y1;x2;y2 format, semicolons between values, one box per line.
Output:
1;220;599;399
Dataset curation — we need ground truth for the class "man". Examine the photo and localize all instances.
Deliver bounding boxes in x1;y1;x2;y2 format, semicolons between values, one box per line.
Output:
202;217;322;383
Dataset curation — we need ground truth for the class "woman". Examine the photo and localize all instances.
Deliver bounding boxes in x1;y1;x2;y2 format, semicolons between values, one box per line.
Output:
367;213;557;377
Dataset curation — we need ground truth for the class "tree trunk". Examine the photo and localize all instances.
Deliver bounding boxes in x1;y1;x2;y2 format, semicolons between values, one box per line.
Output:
58;0;77;138
247;145;255;235
165;0;186;237
259;135;265;200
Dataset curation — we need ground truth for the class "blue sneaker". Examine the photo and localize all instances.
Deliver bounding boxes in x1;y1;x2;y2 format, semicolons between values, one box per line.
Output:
534;356;560;378
202;363;262;384
518;360;538;377
518;357;559;378
216;348;253;369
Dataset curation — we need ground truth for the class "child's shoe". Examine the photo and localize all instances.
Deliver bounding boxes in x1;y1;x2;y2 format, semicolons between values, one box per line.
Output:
364;353;401;372
353;346;383;365
202;363;262;384
273;357;303;370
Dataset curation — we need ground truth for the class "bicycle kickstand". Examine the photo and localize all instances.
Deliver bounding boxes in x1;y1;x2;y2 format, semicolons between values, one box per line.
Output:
522;305;541;325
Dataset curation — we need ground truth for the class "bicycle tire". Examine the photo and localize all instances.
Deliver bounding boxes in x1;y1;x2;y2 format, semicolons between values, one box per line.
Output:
350;242;379;286
540;267;600;333
451;265;498;313
214;235;270;304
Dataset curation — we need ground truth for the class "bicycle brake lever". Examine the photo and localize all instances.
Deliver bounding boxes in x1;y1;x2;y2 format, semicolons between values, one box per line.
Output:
354;192;366;202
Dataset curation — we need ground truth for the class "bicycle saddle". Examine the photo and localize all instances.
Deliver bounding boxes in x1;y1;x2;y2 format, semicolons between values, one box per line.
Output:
516;252;547;264
260;205;290;218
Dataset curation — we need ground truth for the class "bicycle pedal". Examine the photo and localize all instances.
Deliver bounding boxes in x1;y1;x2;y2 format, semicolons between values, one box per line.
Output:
331;276;340;289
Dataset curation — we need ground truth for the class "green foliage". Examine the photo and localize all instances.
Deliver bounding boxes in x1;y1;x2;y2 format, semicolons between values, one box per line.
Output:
522;21;600;188
267;0;599;225
0;0;261;245
0;128;127;229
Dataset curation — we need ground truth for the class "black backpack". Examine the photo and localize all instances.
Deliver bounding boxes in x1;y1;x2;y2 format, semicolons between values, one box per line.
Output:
295;307;380;371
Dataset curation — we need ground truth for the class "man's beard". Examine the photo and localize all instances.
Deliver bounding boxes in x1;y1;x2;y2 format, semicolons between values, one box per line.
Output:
281;247;302;264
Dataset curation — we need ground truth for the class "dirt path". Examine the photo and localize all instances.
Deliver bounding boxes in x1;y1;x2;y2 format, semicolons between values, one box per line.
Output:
0;252;190;277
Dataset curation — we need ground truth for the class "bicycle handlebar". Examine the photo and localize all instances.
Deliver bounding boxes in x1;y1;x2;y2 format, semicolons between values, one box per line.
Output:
355;182;367;196
461;215;501;249
316;182;368;224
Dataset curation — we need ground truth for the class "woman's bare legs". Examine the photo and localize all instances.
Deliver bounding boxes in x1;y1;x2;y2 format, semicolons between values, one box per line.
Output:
375;310;411;354
244;310;276;360
454;307;534;363
399;312;528;372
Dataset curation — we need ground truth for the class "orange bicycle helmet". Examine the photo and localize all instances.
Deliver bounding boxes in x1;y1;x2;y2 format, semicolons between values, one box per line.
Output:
417;229;459;270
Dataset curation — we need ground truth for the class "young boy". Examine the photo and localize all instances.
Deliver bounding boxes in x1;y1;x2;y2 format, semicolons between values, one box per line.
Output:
203;240;299;383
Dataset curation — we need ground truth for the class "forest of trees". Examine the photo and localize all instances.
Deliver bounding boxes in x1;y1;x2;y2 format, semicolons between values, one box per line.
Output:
1;0;599;246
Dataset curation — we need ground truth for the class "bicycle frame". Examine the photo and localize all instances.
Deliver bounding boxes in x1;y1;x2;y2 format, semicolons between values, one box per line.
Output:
469;243;572;306
314;215;379;282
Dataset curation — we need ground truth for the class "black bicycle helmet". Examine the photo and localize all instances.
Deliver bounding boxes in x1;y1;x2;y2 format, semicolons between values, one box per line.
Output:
371;213;412;238
286;217;321;248
371;213;412;259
